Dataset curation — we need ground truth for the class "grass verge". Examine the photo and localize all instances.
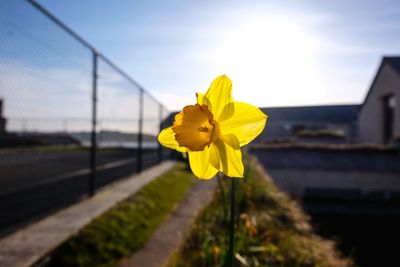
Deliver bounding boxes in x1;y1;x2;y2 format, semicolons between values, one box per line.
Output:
41;162;194;267
168;158;355;267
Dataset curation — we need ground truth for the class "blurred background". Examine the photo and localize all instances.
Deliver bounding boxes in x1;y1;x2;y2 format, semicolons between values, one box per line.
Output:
0;1;399;267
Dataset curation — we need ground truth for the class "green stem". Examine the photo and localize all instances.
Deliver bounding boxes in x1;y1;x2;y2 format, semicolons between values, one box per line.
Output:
227;178;237;267
217;175;228;223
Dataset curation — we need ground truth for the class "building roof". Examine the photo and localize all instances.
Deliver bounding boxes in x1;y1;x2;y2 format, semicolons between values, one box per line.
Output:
260;105;360;124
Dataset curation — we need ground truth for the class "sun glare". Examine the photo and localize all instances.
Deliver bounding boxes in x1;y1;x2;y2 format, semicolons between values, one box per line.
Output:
215;18;320;107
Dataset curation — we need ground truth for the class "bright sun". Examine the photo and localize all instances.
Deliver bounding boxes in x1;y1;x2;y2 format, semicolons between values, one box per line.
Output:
215;17;320;107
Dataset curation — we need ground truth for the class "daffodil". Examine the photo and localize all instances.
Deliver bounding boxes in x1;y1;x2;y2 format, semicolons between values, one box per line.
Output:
158;75;267;179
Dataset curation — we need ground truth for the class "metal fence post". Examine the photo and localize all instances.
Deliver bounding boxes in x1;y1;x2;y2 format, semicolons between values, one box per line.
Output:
137;89;143;173
89;50;98;196
158;104;163;163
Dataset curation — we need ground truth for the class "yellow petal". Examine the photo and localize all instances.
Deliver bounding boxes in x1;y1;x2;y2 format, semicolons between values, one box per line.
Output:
219;102;267;147
188;145;218;179
196;92;211;107
204;75;234;120
214;135;244;178
209;143;220;170
158;127;188;153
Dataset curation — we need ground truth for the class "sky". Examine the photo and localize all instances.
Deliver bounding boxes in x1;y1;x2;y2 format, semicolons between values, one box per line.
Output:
34;0;400;111
1;0;400;133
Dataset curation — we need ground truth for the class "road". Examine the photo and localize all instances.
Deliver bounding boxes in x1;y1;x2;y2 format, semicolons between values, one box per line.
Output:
0;148;162;235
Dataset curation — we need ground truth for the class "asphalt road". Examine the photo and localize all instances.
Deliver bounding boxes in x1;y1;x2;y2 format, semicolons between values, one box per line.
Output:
0;148;158;195
0;148;162;235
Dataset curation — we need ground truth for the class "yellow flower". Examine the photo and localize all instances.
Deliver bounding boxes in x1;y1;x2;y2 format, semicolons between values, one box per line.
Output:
158;75;267;179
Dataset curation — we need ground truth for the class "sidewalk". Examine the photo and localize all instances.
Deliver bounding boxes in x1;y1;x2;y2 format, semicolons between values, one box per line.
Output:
120;178;217;267
0;161;175;267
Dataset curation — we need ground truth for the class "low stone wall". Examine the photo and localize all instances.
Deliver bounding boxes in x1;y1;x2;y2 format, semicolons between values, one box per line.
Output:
250;145;400;198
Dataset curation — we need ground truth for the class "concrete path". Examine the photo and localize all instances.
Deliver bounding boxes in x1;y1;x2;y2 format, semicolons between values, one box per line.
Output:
120;178;217;267
0;161;175;267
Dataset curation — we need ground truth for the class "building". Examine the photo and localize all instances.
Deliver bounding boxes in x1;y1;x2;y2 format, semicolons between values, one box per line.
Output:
258;105;359;143
0;99;6;135
359;57;400;144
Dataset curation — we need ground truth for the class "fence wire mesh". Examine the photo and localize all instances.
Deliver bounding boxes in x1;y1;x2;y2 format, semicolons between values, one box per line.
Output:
0;0;168;235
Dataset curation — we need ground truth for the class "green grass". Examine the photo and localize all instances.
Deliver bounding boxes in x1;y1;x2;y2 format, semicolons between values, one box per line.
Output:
168;158;355;267
43;162;195;267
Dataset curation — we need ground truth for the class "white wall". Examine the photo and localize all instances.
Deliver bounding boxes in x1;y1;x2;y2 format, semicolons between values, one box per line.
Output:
359;63;400;144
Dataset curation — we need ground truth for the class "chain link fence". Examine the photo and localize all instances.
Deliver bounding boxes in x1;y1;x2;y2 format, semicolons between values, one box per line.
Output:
0;0;170;235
